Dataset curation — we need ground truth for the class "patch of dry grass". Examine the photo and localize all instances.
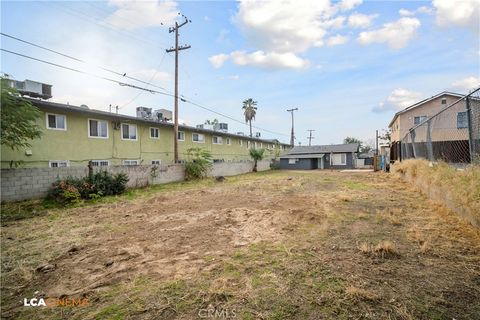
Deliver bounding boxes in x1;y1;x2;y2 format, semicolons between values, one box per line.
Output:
393;159;480;227
359;240;399;258
345;285;378;301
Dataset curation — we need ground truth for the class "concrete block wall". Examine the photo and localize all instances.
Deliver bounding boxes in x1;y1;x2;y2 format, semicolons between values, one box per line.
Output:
1;160;270;202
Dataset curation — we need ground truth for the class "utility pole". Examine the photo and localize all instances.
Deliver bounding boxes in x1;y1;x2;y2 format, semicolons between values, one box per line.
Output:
166;15;191;163
307;129;315;146
287;108;298;147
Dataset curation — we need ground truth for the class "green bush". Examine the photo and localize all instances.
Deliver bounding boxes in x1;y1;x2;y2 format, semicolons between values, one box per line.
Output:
184;148;213;180
49;171;129;204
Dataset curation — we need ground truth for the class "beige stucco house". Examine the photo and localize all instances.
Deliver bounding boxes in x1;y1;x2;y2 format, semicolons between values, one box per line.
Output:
388;91;467;161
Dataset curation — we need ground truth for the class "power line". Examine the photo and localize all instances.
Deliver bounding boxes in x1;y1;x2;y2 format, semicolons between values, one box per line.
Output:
2;48;289;138
0;32;169;92
307;129;315;146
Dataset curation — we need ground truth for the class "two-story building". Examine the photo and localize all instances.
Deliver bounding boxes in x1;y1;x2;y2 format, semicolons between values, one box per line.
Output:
388;91;467;161
1;98;290;168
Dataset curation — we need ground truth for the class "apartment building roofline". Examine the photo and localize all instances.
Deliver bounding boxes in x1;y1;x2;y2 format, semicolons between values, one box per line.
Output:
24;97;289;146
387;91;464;128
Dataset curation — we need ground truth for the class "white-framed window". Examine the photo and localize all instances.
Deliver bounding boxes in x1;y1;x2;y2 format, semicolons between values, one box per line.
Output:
247;141;251;148
213;136;223;144
49;160;69;168
121;123;137;140
192;133;205;143
46;113;66;130
332;153;347;165
288;158;298;164
88;119;108;138
123;160;139;166
457;111;468;129
254;142;258;149
91;160;109;167
150;127;160;139
260;143;263;148
413;116;427;125
178;131;185;141
239;139;243;146
151;160;161;165
226;138;231;145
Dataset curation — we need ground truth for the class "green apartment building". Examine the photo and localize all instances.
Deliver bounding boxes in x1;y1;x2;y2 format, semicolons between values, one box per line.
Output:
1;98;290;168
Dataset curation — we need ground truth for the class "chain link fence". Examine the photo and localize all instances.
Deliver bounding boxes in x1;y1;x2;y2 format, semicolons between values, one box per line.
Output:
399;88;480;165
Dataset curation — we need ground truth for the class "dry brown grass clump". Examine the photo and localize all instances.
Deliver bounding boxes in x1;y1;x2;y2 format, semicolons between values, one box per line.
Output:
359;240;399;258
345;285;378;301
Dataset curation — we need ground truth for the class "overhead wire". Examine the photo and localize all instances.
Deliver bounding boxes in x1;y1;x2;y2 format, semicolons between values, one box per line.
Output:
2;47;289;137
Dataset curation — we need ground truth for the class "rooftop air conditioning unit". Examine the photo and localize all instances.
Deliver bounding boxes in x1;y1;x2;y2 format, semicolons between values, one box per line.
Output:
7;79;52;99
237;132;245;136
255;132;261;138
136;107;152;119
154;109;172;122
214;123;228;132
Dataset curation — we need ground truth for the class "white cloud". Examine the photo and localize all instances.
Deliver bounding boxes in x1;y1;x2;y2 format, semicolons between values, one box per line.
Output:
337;0;363;11
348;12;378;28
230;51;310;70
208;54;230;68
399;6;433;16
433;0;480;31
373;88;422;113
326;34;349;46
358;17;420;49
451;76;480;91
105;0;178;30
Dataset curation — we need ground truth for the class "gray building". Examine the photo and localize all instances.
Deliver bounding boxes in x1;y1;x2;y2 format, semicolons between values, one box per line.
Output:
279;143;359;170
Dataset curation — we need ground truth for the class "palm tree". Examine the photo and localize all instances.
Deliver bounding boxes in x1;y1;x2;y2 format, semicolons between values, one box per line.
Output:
242;98;257;138
249;148;265;172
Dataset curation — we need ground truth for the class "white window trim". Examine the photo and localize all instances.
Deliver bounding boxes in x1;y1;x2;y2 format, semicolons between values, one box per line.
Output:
49;160;69;168
91;160;110;167
212;136;223;145
226;138;231;145
331;153;347;166
178;131;185;141
151;160;161;165
121;123;138;141
88;118;109;139
150;127;160;139
239;140;243;146
123;159;140;166
46;113;67;131
192;133;205;143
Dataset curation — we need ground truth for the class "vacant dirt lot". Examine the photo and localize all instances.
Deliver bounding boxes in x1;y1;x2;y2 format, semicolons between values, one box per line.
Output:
1;170;479;319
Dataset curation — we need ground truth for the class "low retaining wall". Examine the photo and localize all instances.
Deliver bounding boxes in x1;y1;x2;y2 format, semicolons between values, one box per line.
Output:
0;160;270;202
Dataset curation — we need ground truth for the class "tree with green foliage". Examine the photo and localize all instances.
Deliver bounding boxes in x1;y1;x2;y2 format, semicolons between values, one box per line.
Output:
184;147;213;180
242;98;257;138
249;148;265;172
1;76;42;166
204;119;219;125
343;136;373;154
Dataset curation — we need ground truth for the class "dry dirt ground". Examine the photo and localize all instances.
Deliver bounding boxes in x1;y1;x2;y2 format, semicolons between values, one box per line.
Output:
1;170;479;319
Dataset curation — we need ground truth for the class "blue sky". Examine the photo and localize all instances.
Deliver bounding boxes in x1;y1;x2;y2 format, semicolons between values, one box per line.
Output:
1;0;479;146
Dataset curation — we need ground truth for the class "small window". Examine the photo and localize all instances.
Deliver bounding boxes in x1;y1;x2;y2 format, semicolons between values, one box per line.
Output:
88;119;108;138
332;153;346;165
212;136;223;144
441;98;447;105
49;160;69;168
239;140;243;146
457;111;468;129
150;127;159;139
123;160;139;166
46;113;66;130
91;160;109;167
177;131;185;141
247;141;251;148
151;160;161;165
413;116;427;125
121;123;137;140
192;133;205;143
226;138;231;145
288;158;297;164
